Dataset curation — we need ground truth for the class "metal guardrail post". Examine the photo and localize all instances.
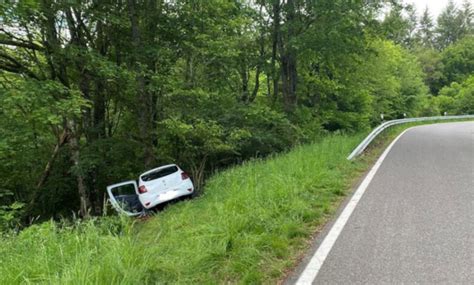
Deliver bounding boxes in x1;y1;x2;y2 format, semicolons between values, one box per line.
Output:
347;115;474;160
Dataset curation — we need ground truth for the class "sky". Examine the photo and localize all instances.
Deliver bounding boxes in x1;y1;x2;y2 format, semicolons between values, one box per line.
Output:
405;0;467;18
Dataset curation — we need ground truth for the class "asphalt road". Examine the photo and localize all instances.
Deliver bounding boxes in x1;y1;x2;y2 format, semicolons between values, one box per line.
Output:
290;122;474;284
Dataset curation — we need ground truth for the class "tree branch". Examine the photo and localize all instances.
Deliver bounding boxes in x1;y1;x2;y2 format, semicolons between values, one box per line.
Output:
0;51;40;80
36;130;70;189
0;37;43;51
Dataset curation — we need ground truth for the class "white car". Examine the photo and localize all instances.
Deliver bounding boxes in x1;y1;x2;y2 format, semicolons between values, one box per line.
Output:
106;164;194;216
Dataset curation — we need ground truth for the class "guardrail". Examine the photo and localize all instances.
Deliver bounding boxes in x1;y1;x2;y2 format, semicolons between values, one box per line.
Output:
347;114;474;160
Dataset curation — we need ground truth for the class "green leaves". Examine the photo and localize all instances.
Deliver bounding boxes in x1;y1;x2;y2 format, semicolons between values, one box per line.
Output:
0;192;24;231
441;36;474;86
436;75;474;114
361;40;428;121
2;79;90;127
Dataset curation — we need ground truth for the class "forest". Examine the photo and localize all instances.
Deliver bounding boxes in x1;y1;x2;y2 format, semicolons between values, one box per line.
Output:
0;0;473;229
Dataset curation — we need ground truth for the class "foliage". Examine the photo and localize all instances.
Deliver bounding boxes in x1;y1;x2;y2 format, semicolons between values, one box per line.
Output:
413;47;445;94
436;76;474;115
0;196;24;231
435;0;472;49
381;2;418;48
440;36;474;87
416;7;436;48
362;40;428;121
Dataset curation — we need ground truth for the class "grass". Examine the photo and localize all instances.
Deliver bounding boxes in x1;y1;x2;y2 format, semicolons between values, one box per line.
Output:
0;120;470;284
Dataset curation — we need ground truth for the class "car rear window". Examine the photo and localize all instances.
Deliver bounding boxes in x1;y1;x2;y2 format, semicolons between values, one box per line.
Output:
141;166;179;182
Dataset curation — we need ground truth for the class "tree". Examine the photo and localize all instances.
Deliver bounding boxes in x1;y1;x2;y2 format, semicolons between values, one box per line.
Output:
363;40;428;121
435;0;466;49
381;2;418;48
0;0;98;217
436;75;474;114
459;0;473;36
440;36;474;87
258;0;302;111
416;7;435;48
0;0;280;218
413;48;444;95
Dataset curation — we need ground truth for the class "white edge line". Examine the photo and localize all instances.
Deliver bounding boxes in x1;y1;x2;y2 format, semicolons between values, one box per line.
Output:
295;127;414;285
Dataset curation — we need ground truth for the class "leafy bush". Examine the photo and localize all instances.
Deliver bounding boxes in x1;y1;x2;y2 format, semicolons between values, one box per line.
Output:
0;192;24;231
439;76;474;115
417;76;474;116
441;36;474;87
154;89;300;188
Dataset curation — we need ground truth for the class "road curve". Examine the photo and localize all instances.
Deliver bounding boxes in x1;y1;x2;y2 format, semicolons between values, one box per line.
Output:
289;121;474;284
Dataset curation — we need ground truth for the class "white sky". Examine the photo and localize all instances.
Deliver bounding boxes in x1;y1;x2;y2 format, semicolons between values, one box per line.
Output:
404;0;468;18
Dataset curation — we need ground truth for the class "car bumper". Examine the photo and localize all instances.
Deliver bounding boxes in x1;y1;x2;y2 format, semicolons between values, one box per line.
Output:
139;182;194;209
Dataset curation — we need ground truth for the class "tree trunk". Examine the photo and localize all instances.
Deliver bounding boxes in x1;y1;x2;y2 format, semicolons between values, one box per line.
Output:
25;129;69;216
67;119;90;218
280;52;297;111
36;130;69;189
249;12;265;104
249;65;261;103
279;0;298;112
185;56;195;88
240;66;249;102
190;156;207;193
42;1;91;217
271;0;281;101
128;0;155;167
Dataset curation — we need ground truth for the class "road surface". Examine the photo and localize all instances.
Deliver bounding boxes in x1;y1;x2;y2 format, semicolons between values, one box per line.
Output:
289;122;474;284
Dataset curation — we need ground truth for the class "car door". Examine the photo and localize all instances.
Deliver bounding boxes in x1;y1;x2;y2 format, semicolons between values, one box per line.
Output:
106;180;144;216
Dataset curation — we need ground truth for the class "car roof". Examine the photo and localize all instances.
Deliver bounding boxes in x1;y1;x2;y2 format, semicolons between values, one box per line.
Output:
139;164;178;176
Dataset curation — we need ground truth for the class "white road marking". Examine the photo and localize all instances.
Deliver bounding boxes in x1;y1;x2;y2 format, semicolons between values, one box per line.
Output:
295;128;413;285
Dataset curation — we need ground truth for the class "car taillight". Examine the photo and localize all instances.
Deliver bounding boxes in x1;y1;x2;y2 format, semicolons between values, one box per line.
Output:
181;172;190;180
138;185;147;194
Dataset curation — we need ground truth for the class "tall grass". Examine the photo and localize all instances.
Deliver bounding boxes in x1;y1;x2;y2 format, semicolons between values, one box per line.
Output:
0;217;156;284
0;133;369;284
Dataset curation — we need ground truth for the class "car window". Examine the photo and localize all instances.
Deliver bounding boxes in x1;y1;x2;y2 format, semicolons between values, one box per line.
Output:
141;166;178;182
111;183;136;196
